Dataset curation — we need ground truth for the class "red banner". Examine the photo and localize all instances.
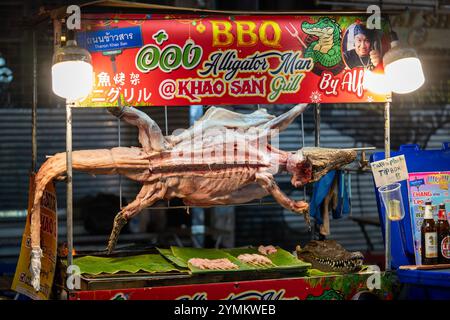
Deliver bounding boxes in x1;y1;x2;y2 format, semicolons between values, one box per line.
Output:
69;274;395;300
77;14;392;107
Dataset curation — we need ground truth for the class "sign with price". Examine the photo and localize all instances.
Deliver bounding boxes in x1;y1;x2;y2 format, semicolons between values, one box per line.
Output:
370;155;409;187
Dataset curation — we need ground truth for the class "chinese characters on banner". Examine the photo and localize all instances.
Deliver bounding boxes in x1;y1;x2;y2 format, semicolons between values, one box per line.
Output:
76;14;392;107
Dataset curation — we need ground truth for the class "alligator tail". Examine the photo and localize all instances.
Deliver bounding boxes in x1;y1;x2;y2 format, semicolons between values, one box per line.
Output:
30;149;117;291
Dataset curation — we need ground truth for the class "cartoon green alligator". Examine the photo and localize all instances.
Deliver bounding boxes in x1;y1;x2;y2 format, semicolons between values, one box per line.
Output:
301;17;342;68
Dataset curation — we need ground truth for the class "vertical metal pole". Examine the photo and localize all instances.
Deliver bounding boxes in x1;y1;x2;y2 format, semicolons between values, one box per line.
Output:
66;102;73;267
384;101;391;271
301;113;306;200
258;104;263;205
313;103;321;238
164;106;169;208
53;19;62;51
300;113;305;148
164;106;169;136
314;103;320;147
110;56;123;209
31;30;37;172
118;117;122;208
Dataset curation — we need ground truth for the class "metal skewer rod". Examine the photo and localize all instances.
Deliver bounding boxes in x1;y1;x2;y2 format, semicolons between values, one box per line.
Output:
287;146;376;153
142;201;281;210
342;147;376;151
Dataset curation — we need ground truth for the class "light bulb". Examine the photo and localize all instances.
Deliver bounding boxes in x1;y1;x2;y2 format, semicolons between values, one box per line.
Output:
363;69;391;95
51;40;93;101
52;61;93;100
385;57;424;94
383;32;425;94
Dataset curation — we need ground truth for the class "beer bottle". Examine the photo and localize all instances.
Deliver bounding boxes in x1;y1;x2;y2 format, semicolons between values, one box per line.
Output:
421;201;438;265
437;203;450;264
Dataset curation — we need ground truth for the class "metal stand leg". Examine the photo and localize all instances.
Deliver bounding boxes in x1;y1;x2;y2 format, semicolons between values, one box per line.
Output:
66;101;73;268
313;103;321;240
384;101;391;271
110;55;123;209
314;103;320;148
31;30;37;173
118;117;122;208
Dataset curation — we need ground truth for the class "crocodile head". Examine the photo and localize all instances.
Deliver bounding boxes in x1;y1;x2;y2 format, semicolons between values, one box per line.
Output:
301;17;340;41
296;240;364;273
288;148;356;188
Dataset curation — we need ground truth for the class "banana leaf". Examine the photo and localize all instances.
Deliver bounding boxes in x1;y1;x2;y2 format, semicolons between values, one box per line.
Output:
157;248;188;268
170;247;253;273
224;247;311;272
73;254;186;275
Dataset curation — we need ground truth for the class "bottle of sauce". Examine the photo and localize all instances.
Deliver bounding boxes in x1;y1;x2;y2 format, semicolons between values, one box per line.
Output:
421;200;438;265
437;203;450;264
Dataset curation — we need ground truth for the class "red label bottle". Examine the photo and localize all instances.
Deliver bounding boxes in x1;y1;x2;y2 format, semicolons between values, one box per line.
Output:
421;201;438;265
437;203;450;264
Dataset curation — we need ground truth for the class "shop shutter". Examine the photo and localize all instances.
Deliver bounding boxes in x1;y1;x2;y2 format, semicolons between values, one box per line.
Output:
0;107;189;263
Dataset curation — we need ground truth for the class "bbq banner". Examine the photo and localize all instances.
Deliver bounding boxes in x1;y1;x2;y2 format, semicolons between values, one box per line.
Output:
76;14;392;107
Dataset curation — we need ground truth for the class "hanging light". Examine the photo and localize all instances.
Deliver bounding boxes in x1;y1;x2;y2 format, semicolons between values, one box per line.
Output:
363;68;390;95
52;39;93;100
383;32;425;94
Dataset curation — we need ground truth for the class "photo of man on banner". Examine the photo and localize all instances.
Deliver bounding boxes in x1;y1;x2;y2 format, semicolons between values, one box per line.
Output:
343;23;382;70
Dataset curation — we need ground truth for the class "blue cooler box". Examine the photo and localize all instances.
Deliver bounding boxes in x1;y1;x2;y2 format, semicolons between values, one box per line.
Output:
371;142;450;300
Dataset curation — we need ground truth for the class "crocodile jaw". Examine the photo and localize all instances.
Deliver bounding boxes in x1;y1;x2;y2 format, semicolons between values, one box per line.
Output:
295;240;364;273
297;250;364;273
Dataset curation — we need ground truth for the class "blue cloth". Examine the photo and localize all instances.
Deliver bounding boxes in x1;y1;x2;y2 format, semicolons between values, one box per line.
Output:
309;170;351;224
333;171;351;219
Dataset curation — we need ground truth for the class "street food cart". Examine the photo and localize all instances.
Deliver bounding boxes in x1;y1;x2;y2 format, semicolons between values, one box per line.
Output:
12;1;427;300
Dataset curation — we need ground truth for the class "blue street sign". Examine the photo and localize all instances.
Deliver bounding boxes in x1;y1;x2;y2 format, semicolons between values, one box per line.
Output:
77;26;143;52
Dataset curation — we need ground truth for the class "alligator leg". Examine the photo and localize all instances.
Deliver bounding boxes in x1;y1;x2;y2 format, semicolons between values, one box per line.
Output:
260;103;309;132
107;182;167;253
255;171;310;226
107;106;168;152
166;104;308;146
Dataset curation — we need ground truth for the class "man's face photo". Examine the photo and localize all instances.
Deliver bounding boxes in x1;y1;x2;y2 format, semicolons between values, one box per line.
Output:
354;33;371;57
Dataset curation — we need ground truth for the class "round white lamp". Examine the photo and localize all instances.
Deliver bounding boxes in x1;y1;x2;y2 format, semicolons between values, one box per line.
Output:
383;32;425;94
363;68;391;95
52;39;93;100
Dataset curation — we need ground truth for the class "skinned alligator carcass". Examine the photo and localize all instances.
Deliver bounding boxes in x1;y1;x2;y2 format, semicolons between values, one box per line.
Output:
29;104;356;290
